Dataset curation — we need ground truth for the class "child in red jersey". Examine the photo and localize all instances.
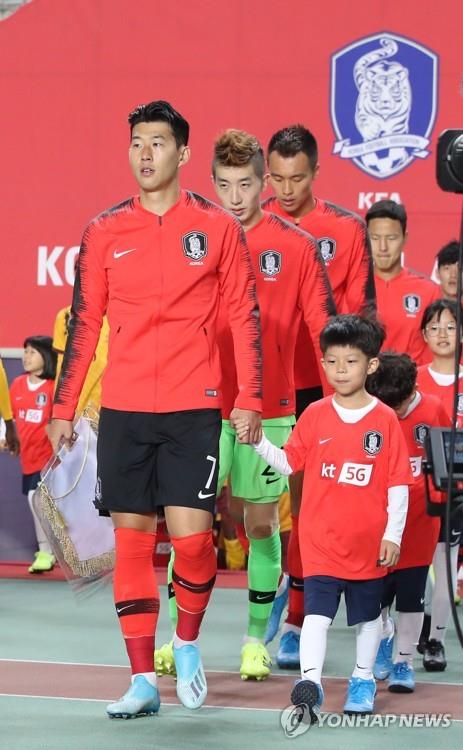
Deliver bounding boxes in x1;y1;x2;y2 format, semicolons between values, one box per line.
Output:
9;336;57;573
416;299;463;671
236;315;412;719
366;352;450;693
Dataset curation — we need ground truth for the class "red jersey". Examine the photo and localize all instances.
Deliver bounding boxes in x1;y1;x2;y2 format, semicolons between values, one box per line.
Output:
10;375;54;474
219;212;335;419
395;393;450;569
284;398;412;580
53;191;262;420
375;268;441;364
263;196;375;389
416;365;463;427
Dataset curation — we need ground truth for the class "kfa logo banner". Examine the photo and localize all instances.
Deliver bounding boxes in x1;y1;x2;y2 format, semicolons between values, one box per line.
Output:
330;33;438;179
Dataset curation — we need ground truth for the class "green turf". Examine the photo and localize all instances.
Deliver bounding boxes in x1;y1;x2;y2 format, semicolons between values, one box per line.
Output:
1;579;463;750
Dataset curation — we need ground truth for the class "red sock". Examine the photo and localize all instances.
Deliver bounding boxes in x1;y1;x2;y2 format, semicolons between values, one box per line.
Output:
235;522;250;556
171;530;217;641
286;515;304;628
113;528;160;674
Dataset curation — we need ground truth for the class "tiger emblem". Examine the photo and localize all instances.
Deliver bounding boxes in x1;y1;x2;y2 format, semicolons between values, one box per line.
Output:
354;38;411;175
331;33;438;179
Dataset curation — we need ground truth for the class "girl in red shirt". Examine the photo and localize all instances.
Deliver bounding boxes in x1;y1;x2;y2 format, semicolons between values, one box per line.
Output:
416;300;463;671
10;336;57;573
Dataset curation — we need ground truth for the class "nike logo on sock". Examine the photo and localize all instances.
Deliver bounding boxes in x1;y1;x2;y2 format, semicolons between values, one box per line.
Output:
255;593;275;603
303;668;316;673
116;604;135;614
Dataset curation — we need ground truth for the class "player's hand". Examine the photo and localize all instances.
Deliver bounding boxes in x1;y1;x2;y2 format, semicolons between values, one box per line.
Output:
5;420;19;455
47;418;75;454
378;539;400;567
233;418;251;444
230;409;262;444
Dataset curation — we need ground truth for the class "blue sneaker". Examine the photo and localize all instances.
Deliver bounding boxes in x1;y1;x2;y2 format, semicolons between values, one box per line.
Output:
173;643;207;709
373;634;394;680
290;679;324;725
106;675;160;719
388;661;415;693
343;677;376;714
264;574;289;644
276;630;300;669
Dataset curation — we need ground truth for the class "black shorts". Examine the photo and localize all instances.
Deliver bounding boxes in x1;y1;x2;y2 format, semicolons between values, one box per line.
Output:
304;574;383;627
22;471;41;495
96;407;221;515
296;387;323;420
381;566;429;613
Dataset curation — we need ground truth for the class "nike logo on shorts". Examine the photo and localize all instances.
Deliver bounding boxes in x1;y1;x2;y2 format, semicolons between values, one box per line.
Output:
114;248;136;259
198;490;215;500
319;438;332;444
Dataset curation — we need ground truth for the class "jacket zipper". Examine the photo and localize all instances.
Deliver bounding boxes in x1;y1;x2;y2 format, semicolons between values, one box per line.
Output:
153;214;163;410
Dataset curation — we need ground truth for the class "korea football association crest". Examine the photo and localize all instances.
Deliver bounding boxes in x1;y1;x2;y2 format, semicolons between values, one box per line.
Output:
414;423;429;446
458;394;463;415
36;392;47;407
403;294;421;315
182;231;208;264
330;33;438;178
318;237;336;263
363;430;383;456
260;250;282;278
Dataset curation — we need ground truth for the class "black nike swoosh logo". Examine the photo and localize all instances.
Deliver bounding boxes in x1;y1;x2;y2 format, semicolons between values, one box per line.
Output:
303;668;315;674
265;477;280;485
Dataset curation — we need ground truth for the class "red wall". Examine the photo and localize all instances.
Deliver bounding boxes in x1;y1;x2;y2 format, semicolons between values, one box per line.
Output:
1;0;462;347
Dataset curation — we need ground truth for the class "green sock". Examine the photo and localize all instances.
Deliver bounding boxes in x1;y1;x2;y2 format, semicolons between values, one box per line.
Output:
167;548;178;629
247;529;281;639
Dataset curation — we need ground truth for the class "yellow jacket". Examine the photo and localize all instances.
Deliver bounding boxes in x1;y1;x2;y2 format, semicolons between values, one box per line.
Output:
53;306;109;414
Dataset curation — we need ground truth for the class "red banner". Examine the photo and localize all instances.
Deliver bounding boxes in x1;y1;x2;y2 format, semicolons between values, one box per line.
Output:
0;0;461;347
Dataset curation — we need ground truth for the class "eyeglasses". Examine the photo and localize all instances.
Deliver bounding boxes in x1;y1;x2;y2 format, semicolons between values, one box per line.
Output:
425;323;458;336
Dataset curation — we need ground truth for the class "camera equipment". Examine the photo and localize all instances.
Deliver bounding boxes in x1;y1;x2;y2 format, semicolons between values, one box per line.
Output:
430;131;463;649
436;129;463;193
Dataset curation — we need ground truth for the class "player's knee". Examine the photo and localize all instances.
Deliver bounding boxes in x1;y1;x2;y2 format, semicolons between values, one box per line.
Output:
247;519;279;539
171;528;215;562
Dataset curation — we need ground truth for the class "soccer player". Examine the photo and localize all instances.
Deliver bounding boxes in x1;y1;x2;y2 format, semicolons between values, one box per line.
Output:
366;352;449;693
48;101;263;718
264;124;376;668
435;240;461;302
416;299;463;670
235;315;412;717
367;199;441;364
155;129;335;680
212;129;334;679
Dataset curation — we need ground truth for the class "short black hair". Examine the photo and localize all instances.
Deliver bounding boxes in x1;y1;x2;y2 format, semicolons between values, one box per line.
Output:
267;125;318;170
437;240;459;268
366;352;416;408
420;298;462;330
128;100;189;147
23;335;57;380
365;199;407;234
320;314;385;358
